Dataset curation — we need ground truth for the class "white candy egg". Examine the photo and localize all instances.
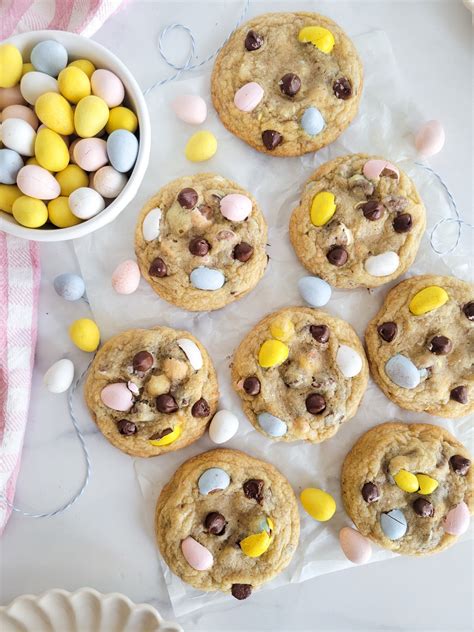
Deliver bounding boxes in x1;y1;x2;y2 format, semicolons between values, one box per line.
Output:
177;338;203;370
69;187;105;219
43;358;74;393
209;410;239;444
1;118;36;156
336;345;363;378
92;166;127;198
142;207;162;241
20;72;59;105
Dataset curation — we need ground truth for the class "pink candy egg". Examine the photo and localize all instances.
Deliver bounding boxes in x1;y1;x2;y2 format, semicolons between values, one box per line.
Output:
93;166;127;198
339;527;372;564
234;82;264;112
443;501;470;536
111;259;140;294
100;382;134;411
1;104;39;130
0;85;26;109
91;69;125;108
415;120;445;157
171;94;207;125
181;537;213;571
220;193;252;222
17;165;60;200
73;138;108;171
363;159;399;181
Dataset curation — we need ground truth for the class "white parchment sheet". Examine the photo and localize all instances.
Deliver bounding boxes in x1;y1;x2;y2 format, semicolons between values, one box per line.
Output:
75;30;473;617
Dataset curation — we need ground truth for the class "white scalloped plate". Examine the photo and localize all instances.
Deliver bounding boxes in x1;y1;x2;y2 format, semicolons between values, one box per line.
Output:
0;588;182;632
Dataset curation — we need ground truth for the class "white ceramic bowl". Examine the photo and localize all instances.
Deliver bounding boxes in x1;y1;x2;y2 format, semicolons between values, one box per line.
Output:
0;30;151;242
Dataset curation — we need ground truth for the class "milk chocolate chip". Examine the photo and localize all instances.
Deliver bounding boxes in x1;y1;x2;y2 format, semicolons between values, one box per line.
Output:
132;350;153;373
362;482;380;503
393;213;412;233
450;385;468;404
361;200;383;221
310;324;330;343
413;498;434;517
428;335;452;355
149;257;167;278
156;393;178;413
333;77;352;99
245;30;263;51
233;242;253;262
326;246;348;266
377;322;397;342
243;479;264;503
262;129;283;150
279;73;301;97
117;419;137;436
305;393;326;414
191;398;210;417
189;237;210;256
205;512;226;535
231;584;252;600
463;301;474;321
449;454;471;476
177;187;198;209
243;376;260;395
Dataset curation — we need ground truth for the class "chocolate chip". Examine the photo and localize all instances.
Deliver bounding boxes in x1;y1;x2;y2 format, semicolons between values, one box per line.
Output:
326;246;348;266
156;393;178;413
189;237;210;256
333;77;352;100
191;398;210;417
361;482;380;503
233;242;253;262
231;583;252;600
132;350;153;372
177;187;198;209
377;321;397;342
413;498;434;517
244;30;263;51
243;479;264;503
262;129;283;150
393;213;413;233
450;385;468;404
305;393;326;414
310;324;330;343
361;200;383;221
149;428;172;441
463;301;474;321
279;73;301;97
428;335;452;355
449;454;471;476
149;257;167;278
117;419;137;435
204;511;227;535
243;376;260;395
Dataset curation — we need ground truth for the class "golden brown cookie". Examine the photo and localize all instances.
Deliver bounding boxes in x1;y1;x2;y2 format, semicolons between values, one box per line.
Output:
84;327;218;457
211;12;363;156
155;448;299;598
341;422;473;555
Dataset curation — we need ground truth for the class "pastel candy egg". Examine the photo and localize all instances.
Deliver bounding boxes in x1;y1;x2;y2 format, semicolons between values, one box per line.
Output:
185;130;217;162
300;488;336;522
408;286;449;315
69;187;105;220
364;251;400;277
240;530;271;558
17;165;60;200
385;354;420;389
100;382;134;411
300;106;325;136
198;468;231;495
0;85;26;109
12;196;48;228
336;345;362;378
298;275;332;307
53;273;85;300
74;95;109;138
177;338;203;370
2;104;39;129
172;94;207;125
91;69;125;108
234;82;264;112
269;316;295;342
394;469;419;493
149;425;182;446
107;129;138;173
415;120;445;157
258;339;289;368
298;26;335;53
220;193;252;221
0;149;24;184
92;166;127;198
310;191;336;226
190;266;225;290
69;59;95;79
1;118;36;156
56;164;89;196
181;537;213;571
35;128;69;172
416;474;439;495
142;207;162;241
339;527;372;564
35;92;74;135
257;412;287;437
43;358;74;394
209;410;239;444
112;259;140;294
380;509;407;540
0;44;23;88
69;318;100;351
48;196;81;228
443;501;470;535
58;66;91;104
363;159;399;180
73;138;108;171
30;40;68;77
106;106;138;134
20;72;59;105
0;184;22;213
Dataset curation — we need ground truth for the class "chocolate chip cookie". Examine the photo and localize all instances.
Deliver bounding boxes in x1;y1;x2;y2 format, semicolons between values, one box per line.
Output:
366;275;474;418
135;173;268;311
211;12;363;156
289;154;426;288
231;307;368;442
341;422;473;555
84;327;218;457
155;448;299;598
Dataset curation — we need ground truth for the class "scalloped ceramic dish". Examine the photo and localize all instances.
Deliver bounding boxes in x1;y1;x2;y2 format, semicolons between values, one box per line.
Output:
0;588;182;632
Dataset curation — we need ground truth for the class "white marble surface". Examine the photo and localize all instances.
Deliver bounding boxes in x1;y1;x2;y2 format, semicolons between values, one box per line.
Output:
1;2;473;631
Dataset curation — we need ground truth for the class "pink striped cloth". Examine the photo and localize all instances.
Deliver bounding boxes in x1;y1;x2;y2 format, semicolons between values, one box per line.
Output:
0;235;41;533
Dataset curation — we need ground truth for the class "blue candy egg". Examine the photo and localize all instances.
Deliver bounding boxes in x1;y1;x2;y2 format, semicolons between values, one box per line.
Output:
198;468;230;495
257;412;287;437
190;267;225;291
300;107;325;136
298;275;332;307
385;354;420;389
30;40;68;77
53;273;85;301
380;509;407;540
107;130;139;173
0;149;24;185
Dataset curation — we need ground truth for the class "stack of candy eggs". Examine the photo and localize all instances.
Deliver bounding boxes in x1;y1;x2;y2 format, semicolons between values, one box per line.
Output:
0;40;139;229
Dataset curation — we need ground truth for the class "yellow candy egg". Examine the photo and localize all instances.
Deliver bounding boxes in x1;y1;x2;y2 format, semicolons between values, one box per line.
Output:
106;106;138;134
185;130;217;162
148;425;182;446
239;530;271;558
298;26;335;54
270;316;295;342
394;469;419;493
35;127;69;172
68;59;96;79
22;63;35;77
35;92;74;135
258;339;289;368
69;318;100;352
416;474;439;495
0;44;23;88
0;184;22;213
310;191;336;226
48;196;81;228
74;95;109;138
300;488;336;522
55;164;88;196
58;66;91;104
12;195;48;228
408;286;449;315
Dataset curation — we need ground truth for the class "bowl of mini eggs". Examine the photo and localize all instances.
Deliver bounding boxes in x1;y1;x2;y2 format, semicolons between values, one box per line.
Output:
0;30;151;241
